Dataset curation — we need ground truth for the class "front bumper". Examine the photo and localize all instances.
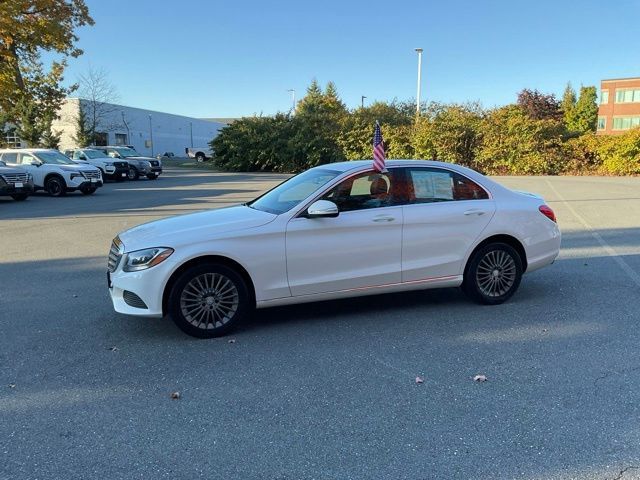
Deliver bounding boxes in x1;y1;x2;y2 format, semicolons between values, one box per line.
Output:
0;181;34;196
107;166;129;180
68;179;104;191
108;257;177;318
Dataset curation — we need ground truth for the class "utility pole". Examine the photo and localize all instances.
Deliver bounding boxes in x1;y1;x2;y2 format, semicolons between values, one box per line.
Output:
189;121;193;148
415;48;423;116
287;89;296;114
148;114;154;156
361;95;367;108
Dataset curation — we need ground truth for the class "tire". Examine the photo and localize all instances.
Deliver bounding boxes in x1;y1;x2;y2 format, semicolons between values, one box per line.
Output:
81;186;97;195
146;173;158;180
168;263;251;338
127;167;139;180
462;242;523;305
195;153;205;163
11;193;29;201
45;176;66;197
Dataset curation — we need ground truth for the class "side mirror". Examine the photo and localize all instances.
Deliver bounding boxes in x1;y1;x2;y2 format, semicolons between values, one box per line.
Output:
30;161;41;167
79;155;87;160
305;200;339;218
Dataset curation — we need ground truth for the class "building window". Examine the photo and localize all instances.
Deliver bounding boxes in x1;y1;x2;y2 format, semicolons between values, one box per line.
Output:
115;133;128;146
612;116;640;130
615;88;640;103
597;117;606;130
94;132;108;146
600;90;609;104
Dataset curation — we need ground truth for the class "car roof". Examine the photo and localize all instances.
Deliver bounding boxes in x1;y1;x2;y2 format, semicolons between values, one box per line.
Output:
0;148;57;153
318;159;471;173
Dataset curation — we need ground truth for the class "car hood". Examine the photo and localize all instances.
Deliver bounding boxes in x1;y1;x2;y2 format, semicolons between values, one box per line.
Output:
118;205;276;252
125;156;155;162
59;164;100;172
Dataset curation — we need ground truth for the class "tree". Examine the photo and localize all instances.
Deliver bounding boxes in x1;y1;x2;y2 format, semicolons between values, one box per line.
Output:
296;79;324;115
516;89;562;121
0;0;93;113
76;66;120;143
561;83;577;124
40;111;61;149
566;86;598;134
73;103;93;147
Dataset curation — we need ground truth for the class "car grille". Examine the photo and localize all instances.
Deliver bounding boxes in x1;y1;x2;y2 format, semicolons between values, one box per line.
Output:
150;160;160;167
123;291;148;309
114;161;128;168
1;172;28;183
107;237;123;272
84;170;102;180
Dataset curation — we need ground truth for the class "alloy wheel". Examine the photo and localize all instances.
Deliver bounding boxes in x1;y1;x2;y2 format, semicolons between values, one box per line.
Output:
180;273;239;330
476;250;517;297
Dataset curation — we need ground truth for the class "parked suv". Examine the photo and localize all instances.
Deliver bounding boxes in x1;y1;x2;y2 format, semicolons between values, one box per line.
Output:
101;146;162;180
0;160;34;201
64;148;129;181
0;149;103;197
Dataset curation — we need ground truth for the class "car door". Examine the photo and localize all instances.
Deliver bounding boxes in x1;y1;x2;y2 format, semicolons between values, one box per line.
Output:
285;168;404;296
17;153;45;187
400;167;496;282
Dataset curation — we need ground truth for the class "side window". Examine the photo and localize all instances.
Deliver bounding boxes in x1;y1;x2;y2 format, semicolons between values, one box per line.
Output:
405;168;489;204
321;169;402;212
1;152;18;164
19;153;35;165
451;173;489;200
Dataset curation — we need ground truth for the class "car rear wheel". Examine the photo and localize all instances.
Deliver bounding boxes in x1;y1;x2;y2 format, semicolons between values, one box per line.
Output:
195;153;205;163
127;167;139;180
462;243;523;305
168;263;251;338
45;176;66;197
11;193;29;201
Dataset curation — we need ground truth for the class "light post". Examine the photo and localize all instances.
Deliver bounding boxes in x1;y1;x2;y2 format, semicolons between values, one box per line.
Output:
361;95;367;108
148;114;153;156
189;121;193;148
414;48;423;116
287;89;296;114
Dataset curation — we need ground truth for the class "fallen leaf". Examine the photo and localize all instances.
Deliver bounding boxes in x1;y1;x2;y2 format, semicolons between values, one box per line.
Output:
228;339;236;344
473;374;488;383
8;383;16;389
107;346;118;352
170;391;181;400
415;376;424;384
72;294;78;298
542;328;548;333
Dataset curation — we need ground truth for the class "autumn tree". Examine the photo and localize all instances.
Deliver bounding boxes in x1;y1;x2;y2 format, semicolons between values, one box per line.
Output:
76;66;120;144
561;83;577;123
0;0;93;144
516;89;562;121
566;86;598;134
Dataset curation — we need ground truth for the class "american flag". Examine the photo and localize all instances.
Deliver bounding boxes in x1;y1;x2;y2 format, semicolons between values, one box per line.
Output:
372;121;386;172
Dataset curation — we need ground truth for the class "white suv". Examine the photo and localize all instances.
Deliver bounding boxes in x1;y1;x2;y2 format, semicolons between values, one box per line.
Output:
0;148;103;197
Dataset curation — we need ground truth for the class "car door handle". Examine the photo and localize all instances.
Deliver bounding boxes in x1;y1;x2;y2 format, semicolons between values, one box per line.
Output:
464;209;486;216
372;215;395;222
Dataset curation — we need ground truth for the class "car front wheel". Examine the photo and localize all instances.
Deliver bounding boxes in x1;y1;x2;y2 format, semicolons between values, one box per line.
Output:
462;243;523;305
168;263;251;338
45;176;66;197
195;153;205;163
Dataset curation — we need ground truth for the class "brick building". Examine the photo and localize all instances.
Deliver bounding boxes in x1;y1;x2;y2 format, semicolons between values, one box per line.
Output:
597;77;640;135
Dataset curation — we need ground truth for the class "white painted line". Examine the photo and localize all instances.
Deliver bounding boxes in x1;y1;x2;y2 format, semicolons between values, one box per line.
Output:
545;179;640;288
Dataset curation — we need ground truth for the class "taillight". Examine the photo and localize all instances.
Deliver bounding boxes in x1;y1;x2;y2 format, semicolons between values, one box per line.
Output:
539;205;556;223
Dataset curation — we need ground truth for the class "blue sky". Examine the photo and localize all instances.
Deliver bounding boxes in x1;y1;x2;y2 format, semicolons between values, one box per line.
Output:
62;0;640;118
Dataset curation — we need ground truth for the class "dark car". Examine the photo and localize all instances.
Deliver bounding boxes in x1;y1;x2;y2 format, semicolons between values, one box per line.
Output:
0;160;34;201
101;146;163;180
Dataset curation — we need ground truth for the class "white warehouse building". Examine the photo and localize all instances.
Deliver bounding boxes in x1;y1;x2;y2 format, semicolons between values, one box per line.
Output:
52;98;225;156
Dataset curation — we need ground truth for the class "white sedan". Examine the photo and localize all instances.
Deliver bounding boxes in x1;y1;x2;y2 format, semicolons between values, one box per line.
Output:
107;160;561;337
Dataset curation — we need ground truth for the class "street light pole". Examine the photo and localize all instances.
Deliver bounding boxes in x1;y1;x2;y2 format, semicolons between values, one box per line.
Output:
361;95;367;108
415;48;423;116
189;121;193;148
148;114;154;156
287;89;296;114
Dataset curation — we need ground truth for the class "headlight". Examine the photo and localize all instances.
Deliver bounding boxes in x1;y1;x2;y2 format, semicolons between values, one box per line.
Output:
138;161;151;168
70;172;85;179
26;173;33;181
123;247;173;272
105;162;114;167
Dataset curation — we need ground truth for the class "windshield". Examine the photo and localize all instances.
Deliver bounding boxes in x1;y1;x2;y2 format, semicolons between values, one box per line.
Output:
84;150;107;159
248;168;341;214
111;147;140;158
36;151;75;165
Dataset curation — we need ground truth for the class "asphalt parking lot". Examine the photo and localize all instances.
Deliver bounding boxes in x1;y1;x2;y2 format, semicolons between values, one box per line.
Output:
2;169;640;480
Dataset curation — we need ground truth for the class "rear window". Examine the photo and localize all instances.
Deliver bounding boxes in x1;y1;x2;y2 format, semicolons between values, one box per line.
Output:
406;168;489;203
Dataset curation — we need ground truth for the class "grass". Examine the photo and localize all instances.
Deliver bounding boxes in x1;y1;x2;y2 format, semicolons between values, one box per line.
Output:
161;157;220;171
